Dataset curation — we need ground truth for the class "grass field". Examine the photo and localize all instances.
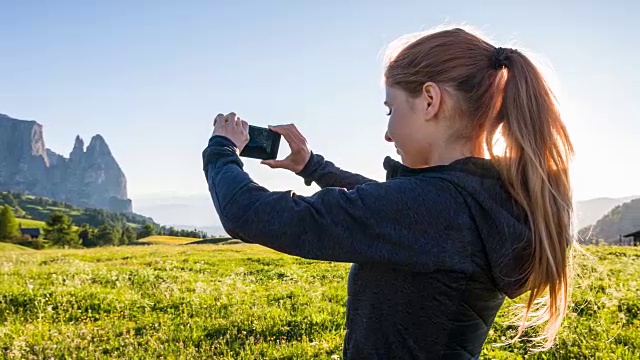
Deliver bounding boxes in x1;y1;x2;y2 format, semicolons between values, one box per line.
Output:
15;218;46;229
0;243;33;252
136;236;200;245
0;245;638;359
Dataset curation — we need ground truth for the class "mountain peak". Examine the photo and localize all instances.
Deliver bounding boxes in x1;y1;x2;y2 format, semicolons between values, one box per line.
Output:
0;113;40;125
70;135;85;159
86;134;112;156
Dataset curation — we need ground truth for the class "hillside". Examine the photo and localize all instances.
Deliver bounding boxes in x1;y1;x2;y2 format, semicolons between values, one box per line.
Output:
575;195;640;229
0;242;33;252
578;198;640;244
15;218;46;229
0;191;156;229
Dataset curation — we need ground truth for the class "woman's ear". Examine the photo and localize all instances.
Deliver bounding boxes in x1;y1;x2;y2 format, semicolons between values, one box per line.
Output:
421;82;441;121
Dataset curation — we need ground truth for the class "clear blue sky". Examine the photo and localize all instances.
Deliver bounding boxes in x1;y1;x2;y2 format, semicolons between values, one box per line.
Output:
1;0;638;203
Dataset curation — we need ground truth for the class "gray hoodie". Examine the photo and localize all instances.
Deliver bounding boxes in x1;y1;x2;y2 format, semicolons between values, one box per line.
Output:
203;135;532;359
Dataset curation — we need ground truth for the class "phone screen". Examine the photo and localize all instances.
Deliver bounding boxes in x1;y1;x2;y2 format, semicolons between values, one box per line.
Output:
239;125;281;160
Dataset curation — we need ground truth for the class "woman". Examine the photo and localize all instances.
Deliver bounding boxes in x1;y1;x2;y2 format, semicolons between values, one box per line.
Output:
202;27;574;359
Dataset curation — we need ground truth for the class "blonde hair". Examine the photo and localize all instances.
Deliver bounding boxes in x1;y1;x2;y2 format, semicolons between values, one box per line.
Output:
384;27;574;350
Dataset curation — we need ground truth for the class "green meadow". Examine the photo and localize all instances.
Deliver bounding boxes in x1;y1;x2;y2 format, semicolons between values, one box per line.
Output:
14;218;46;230
0;244;638;359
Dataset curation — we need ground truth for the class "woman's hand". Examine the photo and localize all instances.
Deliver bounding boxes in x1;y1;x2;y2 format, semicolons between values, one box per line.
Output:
261;124;311;173
212;112;249;153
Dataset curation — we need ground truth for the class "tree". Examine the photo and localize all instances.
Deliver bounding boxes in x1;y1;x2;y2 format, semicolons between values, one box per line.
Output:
121;226;136;245
168;227;178;236
78;224;98;247
138;224;155;239
94;225;119;246
0;205;20;242
44;212;79;248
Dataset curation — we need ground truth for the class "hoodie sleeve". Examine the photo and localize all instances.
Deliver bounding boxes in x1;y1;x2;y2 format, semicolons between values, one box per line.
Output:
294;152;377;190
203;135;472;270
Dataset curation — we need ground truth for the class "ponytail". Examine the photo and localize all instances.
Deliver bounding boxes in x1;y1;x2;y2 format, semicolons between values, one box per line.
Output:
488;49;574;350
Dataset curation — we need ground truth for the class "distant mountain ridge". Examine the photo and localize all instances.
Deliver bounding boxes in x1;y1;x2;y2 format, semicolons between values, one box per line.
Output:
575;196;640;229
169;224;227;237
133;194;219;227
578;198;640;244
0;113;131;212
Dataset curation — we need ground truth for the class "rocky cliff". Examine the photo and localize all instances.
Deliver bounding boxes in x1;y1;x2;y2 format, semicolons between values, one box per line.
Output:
0;113;132;212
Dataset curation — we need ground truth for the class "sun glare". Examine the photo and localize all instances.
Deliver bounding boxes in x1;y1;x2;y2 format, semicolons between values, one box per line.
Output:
485;124;507;158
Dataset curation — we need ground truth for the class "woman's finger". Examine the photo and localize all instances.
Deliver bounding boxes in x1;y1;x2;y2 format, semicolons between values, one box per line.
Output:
267;125;286;135
270;125;301;145
225;112;237;125
289;124;308;142
241;119;249;133
269;125;295;143
282;124;306;143
214;113;225;126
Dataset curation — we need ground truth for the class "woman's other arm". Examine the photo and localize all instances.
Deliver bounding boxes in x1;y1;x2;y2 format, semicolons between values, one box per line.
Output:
261;124;377;190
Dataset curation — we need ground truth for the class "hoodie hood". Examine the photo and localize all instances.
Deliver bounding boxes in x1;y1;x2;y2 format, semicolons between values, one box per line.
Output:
383;156;532;299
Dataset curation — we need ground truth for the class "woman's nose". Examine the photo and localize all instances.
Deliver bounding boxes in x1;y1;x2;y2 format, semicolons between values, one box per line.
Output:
384;131;393;142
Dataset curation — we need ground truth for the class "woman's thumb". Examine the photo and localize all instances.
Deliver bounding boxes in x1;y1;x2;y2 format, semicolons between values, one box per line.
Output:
260;159;286;169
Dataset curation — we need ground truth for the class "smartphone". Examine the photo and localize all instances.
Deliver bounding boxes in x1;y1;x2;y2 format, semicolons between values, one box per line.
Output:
239;125;281;160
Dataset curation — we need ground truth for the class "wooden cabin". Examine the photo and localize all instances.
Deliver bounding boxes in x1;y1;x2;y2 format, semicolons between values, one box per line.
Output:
19;228;41;240
622;230;640;246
